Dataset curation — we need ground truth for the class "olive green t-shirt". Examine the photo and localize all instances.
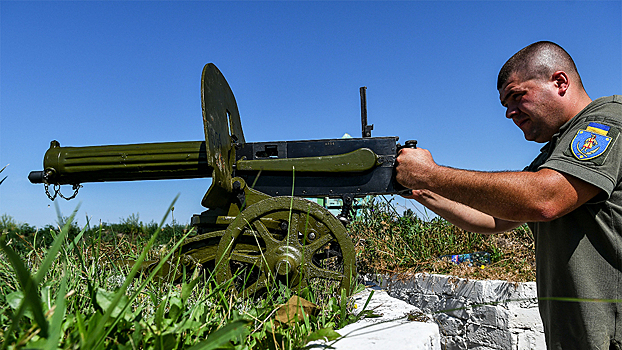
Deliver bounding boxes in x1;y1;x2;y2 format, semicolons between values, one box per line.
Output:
525;95;622;348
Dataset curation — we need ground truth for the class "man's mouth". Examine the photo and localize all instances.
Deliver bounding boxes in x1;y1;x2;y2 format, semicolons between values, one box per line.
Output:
514;117;529;129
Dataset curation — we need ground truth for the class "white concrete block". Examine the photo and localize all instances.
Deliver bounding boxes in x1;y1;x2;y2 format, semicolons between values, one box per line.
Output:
309;287;441;350
453;279;487;303
442;335;468;350
466;323;512;349
471;305;509;329
368;273;546;350
508;305;543;331
314;320;441;350
442;297;471;319
434;313;465;336
515;330;546;350
419;294;441;313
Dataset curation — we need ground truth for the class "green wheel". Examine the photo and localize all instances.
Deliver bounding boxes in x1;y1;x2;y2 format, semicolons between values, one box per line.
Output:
215;197;356;297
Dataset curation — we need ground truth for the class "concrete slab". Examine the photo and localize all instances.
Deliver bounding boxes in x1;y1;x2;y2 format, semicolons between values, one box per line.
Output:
308;286;441;349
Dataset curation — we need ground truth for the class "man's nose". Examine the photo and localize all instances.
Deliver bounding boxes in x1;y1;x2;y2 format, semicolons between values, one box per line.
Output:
505;105;518;119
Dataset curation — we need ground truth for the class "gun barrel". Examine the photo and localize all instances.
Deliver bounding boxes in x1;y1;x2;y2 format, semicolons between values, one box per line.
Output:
29;140;211;185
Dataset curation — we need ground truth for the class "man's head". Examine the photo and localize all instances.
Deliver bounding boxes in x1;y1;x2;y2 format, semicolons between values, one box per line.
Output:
498;41;584;92
498;41;591;143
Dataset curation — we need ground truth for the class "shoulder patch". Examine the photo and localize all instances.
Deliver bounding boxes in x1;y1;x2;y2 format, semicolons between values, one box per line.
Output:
570;122;614;161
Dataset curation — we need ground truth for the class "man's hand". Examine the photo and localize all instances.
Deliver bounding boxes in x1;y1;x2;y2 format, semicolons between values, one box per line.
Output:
399;188;427;201
395;147;438;190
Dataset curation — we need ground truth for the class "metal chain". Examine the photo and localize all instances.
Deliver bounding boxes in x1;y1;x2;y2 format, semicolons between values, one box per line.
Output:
44;183;81;201
44;183;57;201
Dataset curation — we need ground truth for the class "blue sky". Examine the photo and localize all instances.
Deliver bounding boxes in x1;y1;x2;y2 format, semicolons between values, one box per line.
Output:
1;1;621;228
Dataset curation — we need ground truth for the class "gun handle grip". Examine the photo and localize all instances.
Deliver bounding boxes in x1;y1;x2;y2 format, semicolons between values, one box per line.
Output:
393;140;418;195
404;140;417;149
397;140;418;153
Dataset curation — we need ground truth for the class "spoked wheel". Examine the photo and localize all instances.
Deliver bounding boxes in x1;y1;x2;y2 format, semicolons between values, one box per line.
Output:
215;197;356;298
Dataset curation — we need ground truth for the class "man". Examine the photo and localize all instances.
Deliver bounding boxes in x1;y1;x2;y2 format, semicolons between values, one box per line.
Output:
395;41;622;349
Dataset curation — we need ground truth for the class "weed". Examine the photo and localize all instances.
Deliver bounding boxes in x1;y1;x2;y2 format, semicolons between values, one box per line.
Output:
0;201;353;349
348;197;535;282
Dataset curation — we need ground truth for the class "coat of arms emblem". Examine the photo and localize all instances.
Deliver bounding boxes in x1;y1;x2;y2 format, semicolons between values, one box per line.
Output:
571;122;613;160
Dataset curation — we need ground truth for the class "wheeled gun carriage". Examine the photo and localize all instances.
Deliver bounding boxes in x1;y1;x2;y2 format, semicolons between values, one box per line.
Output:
29;64;416;296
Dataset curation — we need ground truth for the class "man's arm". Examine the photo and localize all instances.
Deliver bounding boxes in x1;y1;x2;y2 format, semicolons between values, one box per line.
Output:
405;189;523;234
395;147;602;222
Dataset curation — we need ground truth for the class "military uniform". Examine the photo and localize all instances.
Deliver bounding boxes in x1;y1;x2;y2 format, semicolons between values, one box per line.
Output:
526;96;622;349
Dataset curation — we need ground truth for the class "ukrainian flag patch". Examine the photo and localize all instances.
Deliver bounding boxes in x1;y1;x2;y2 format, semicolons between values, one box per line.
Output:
571;122;613;160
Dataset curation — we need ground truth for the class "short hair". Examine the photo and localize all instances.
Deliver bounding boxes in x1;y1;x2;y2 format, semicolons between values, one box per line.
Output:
497;41;584;91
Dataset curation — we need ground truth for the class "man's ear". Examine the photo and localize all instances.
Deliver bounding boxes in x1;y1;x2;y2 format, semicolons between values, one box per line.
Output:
552;71;570;96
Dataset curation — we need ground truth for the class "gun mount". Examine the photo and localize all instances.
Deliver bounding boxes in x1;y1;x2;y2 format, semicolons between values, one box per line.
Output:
29;64;415;297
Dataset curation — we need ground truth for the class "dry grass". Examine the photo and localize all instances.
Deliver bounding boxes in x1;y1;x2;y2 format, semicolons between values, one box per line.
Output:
348;199;536;283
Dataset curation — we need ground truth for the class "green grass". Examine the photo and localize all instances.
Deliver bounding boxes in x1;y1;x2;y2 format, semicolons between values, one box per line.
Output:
0;202;358;350
0;195;536;349
0;212;186;259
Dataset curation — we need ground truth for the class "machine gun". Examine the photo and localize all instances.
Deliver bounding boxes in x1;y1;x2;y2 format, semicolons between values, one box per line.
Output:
29;64;416;296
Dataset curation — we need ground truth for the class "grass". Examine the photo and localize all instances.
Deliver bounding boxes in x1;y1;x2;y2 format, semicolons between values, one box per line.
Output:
347;197;536;282
0;195;536;348
0;212;186;260
0;201;359;350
